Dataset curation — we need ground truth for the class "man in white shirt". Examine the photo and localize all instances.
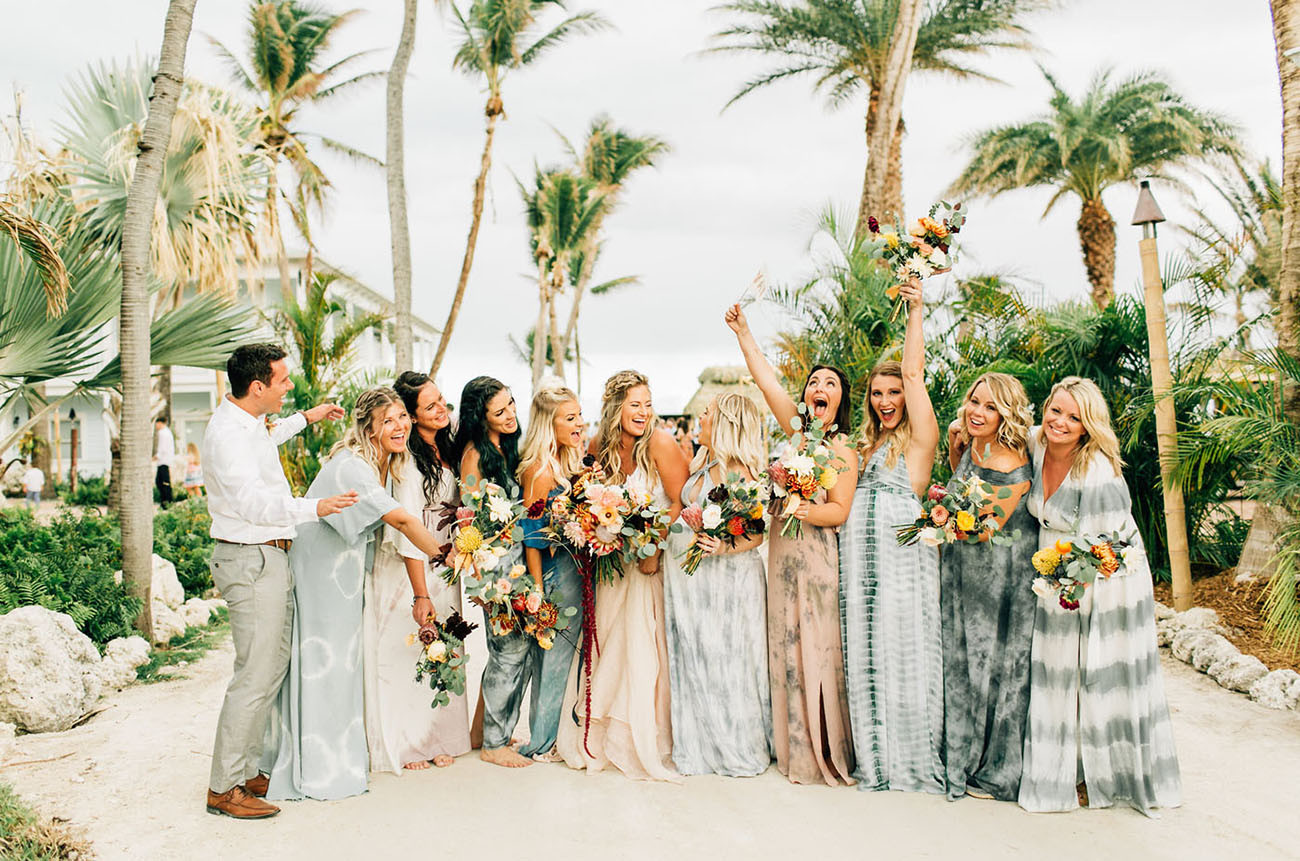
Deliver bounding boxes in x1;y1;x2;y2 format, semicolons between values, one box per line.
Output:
202;343;356;820
21;460;44;511
153;417;176;508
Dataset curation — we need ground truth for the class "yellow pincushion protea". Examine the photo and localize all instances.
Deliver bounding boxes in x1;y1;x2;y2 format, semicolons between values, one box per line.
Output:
454;524;484;555
749;503;764;519
818;467;837;490
1032;547;1061;576
955;510;976;532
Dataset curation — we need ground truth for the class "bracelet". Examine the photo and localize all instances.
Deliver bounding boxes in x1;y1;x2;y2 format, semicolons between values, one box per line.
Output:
411;595;430;605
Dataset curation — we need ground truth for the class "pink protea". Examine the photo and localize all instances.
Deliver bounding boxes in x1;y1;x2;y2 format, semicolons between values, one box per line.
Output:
767;461;789;488
681;503;704;532
455;506;475;527
927;484;947;502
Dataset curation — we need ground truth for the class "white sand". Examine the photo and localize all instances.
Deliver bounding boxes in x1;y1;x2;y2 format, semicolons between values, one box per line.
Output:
5;637;1299;861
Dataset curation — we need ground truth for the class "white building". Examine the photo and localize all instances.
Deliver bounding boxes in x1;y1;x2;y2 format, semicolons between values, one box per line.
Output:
9;255;438;481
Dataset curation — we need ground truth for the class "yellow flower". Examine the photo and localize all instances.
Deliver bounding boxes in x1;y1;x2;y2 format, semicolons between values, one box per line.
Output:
454;525;484;555
955;510;976;532
818;467;837;489
1032;547;1061;576
749;503;764;519
883;231;900;248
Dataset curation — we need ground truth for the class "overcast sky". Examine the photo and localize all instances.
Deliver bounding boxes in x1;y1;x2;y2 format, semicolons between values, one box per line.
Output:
2;0;1283;415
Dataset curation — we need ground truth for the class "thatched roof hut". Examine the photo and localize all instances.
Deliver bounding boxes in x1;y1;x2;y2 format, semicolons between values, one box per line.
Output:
681;365;765;418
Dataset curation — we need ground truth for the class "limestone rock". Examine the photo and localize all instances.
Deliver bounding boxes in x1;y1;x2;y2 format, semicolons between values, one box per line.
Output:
150;600;187;646
1189;634;1239;673
1170;628;1218;664
1248;669;1300;710
180;597;215;628
1178;607;1224;631
1233;571;1260;586
0;606;103;733
1209;653;1270;693
97;636;150;689
1153;601;1175;622
113;554;185;610
0;720;14;760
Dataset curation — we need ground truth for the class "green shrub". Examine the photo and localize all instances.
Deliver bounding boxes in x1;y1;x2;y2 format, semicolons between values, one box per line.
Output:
61;474;109;507
0;780;92;859
0;508;140;648
152;497;214;597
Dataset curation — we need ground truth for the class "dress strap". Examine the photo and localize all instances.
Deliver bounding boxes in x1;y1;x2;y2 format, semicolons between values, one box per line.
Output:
681;460;719;507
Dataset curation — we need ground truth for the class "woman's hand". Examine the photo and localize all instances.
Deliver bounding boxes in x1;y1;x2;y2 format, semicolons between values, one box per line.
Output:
724;303;750;337
792;499;812;521
696;533;723;556
638;552;661;575
898;277;923;310
412;596;434;626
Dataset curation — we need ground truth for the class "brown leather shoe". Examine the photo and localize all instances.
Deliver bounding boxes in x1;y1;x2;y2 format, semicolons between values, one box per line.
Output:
206;786;279;819
243;773;269;798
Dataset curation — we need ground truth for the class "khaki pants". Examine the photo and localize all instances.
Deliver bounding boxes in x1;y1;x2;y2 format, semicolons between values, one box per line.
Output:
208;542;294;793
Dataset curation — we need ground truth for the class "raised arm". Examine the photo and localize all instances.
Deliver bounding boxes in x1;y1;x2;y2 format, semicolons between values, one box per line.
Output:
898;279;938;497
459;444;483;494
725;303;798;434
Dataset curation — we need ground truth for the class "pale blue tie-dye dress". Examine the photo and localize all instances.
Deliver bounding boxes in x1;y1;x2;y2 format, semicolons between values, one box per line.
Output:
264;449;400;801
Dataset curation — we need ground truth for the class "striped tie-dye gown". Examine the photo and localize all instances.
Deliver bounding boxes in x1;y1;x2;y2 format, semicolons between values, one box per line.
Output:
839;445;944;793
1018;431;1182;816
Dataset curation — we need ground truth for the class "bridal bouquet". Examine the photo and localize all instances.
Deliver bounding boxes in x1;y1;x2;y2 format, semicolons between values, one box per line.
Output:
410;610;477;709
679;474;767;574
519;587;578;650
545;461;627;585
617;470;680;571
767;403;843;540
865;201;966;319
1031;534;1135;610
896;476;1015;547
436;480;524;585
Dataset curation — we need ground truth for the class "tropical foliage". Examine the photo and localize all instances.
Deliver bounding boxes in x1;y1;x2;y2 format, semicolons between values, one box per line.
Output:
948;66;1238;308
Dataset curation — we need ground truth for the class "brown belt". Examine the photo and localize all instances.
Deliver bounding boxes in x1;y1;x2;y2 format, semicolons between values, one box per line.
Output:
216;538;293;552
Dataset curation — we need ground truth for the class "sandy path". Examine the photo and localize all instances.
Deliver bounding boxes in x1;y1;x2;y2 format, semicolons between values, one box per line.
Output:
5;639;1299;861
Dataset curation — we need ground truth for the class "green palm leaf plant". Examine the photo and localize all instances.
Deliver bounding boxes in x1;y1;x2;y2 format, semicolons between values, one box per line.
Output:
520;167;607;387
273;271;383;490
712;0;1047;231
210;0;382;304
948;66;1239;308
429;0;611;377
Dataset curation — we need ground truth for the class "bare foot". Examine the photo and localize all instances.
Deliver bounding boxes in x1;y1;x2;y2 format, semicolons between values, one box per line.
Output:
966;788;994;800
433;755;455;768
480;746;533;768
1076;781;1089;807
403;760;431;770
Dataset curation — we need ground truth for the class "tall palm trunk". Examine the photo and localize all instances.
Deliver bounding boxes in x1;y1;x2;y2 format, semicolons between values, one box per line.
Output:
548;269;565;379
857;0;923;239
267;151;295;306
558;210;608;365
1078;196;1117;308
884;117;905;222
856;84;882;236
531;264;549;389
1273;0;1300;422
431;95;503;377
386;0;418;371
120;0;197;640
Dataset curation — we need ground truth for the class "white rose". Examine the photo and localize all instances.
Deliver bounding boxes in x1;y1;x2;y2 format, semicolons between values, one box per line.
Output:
487;496;514;523
786;454;815;475
1032;577;1056;600
477;549;500;571
425;641;448;662
701;504;723;531
919;527;944;547
929;248;948;268
594;525;618;544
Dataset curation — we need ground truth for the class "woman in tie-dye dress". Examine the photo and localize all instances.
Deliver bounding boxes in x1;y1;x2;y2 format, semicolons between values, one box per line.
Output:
839;278;944;794
1018;377;1181;816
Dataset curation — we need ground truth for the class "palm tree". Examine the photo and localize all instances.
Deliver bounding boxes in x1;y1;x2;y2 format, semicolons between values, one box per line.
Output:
60;58;266;419
1271;0;1300;424
520;167;606;387
119;0;199;641
948;67;1238;308
713;0;1046;232
0;198;69;317
555;117;669;372
210;0;382;305
386;0;420;371
428;0;611;377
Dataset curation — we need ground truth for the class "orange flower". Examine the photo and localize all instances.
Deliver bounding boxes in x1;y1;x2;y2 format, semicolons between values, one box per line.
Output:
1055;539;1074;555
727;516;747;536
1091;543;1119;577
930;504;950;526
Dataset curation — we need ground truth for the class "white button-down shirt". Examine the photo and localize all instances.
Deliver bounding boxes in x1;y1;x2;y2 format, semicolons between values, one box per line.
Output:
155;424;176;466
202;396;316;543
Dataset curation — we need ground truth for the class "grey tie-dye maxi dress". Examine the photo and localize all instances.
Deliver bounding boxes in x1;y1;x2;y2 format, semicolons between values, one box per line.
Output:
939;450;1038;801
1018;432;1181;816
839;445;944;793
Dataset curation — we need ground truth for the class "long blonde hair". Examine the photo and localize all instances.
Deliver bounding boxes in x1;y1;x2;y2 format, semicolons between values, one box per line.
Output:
693;393;765;478
594;370;655;483
331;386;409;479
956;371;1032;456
856;360;911;470
1039;376;1124;478
517;384;584;493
